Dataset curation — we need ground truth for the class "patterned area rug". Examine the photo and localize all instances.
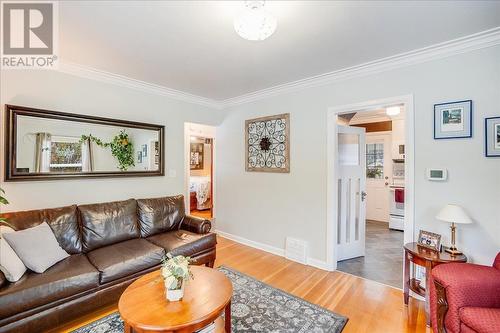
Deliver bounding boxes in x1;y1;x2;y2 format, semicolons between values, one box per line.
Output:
72;266;348;333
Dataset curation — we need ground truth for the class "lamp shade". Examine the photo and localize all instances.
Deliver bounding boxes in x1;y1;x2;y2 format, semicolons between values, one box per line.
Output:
436;204;473;224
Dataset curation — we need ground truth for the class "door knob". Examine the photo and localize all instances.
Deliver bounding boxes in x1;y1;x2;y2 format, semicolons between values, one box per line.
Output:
385;182;389;186
361;191;367;202
385;176;389;180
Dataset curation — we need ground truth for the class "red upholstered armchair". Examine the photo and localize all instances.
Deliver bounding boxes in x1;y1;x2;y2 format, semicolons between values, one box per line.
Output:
430;253;500;333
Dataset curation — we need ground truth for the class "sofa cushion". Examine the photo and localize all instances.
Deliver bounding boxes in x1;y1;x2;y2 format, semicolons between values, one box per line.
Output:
137;195;185;237
459;307;500;333
0;205;81;254
3;222;69;273
147;230;216;257
86;238;164;284
79;199;140;252
0;254;99;320
0;226;27;282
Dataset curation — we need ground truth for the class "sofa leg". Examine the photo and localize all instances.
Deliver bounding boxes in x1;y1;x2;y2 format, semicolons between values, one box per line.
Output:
434;280;448;333
206;260;215;268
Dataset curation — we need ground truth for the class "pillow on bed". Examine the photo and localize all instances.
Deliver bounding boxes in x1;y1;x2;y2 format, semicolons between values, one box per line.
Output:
3;222;69;273
0;226;27;282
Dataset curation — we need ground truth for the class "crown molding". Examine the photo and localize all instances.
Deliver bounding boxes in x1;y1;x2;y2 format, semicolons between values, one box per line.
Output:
56;28;500;110
57;62;222;110
220;27;500;108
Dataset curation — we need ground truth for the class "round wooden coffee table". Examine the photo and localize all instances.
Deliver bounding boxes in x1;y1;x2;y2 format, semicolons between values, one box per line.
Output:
118;266;233;333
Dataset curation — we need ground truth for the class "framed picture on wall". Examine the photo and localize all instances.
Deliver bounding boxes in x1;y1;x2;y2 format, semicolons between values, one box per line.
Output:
485;116;500;157
434;100;472;139
190;142;204;170
245;113;290;173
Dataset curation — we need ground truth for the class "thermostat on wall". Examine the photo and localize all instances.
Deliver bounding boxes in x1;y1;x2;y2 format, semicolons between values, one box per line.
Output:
426;168;447;181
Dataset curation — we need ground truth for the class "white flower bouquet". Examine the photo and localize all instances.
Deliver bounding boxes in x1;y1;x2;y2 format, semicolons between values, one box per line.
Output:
161;253;194;301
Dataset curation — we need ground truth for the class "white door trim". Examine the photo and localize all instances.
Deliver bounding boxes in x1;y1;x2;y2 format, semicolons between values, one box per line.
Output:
184;123;217;219
326;94;415;271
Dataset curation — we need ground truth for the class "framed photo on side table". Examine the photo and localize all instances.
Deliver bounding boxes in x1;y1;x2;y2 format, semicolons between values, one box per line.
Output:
434;100;472;139
485;116;500;157
417;230;441;252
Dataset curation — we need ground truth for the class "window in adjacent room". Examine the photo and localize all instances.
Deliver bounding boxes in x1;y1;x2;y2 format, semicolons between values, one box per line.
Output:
366;143;384;179
49;136;83;172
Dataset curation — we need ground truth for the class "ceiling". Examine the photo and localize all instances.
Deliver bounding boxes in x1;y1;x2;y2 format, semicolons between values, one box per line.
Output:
338;106;405;125
59;1;500;101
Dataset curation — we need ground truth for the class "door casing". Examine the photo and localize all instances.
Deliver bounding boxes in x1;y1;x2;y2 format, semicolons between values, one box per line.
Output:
326;94;415;271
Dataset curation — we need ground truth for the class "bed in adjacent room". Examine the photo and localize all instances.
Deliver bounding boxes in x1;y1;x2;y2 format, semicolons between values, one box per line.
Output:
190;176;211;211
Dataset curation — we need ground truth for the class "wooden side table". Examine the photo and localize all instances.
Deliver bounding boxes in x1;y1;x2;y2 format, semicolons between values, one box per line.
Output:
403;242;466;326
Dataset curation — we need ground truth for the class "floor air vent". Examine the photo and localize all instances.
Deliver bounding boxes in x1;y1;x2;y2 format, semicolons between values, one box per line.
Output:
285;237;307;264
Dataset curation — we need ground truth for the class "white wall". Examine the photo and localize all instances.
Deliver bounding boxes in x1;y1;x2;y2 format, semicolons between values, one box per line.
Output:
217;45;500;265
0;70;225;211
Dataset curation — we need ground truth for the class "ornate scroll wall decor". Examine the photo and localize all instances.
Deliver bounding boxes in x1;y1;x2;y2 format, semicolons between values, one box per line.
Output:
245;113;290;173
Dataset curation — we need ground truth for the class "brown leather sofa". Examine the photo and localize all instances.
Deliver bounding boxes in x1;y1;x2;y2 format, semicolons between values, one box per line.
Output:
0;195;216;333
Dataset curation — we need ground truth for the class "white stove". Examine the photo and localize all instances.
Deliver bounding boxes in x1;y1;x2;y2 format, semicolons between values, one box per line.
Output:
389;185;405;231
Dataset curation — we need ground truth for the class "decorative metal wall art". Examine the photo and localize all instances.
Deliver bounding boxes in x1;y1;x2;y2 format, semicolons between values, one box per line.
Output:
245;113;290;173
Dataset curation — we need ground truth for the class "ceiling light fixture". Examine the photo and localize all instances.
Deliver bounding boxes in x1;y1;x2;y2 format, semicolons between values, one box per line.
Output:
234;1;277;41
386;106;401;116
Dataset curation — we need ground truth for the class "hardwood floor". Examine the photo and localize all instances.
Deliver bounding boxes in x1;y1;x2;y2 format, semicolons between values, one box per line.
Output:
52;236;430;333
190;208;212;219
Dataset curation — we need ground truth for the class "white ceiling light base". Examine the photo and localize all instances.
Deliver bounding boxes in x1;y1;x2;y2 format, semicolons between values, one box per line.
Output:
234;1;277;41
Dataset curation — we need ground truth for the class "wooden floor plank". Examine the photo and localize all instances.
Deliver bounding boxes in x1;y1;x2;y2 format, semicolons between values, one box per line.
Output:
50;236;429;333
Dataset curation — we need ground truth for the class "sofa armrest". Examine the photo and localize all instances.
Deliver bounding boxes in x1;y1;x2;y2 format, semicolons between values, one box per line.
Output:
431;262;500;333
180;215;211;234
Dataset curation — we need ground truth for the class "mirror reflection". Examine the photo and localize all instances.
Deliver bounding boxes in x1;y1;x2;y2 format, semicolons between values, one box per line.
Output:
16;115;160;174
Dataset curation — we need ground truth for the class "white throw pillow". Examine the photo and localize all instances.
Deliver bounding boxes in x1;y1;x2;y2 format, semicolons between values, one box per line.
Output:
0;226;27;282
3;222;69;273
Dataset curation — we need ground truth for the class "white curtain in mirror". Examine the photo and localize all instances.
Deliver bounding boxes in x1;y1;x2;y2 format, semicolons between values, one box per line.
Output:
35;133;51;172
81;138;94;172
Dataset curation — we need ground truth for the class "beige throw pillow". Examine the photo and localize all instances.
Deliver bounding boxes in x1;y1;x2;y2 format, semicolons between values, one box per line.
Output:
3;222;69;273
0;226;27;282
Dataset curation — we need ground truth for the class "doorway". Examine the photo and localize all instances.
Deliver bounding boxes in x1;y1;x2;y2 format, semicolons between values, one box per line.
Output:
184;123;216;220
326;95;414;289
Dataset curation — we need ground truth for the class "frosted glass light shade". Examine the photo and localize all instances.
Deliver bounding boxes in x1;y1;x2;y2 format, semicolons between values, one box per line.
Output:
386;106;401;116
234;1;277;41
436;204;473;224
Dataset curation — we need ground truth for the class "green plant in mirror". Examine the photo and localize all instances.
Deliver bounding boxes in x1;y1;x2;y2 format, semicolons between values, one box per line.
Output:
0;188;15;232
80;130;135;171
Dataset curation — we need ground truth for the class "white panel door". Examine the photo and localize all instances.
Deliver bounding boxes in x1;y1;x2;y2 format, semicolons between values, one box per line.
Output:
365;132;392;222
337;125;367;261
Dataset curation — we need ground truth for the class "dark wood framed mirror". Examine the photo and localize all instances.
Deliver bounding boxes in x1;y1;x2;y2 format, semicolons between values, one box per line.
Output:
4;105;165;181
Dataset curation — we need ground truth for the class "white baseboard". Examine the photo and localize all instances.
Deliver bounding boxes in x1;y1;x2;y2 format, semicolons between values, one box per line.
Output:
306;257;333;271
215;230;285;257
215;229;332;271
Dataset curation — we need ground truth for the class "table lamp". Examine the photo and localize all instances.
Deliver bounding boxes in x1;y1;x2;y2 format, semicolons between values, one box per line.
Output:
436;204;472;255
